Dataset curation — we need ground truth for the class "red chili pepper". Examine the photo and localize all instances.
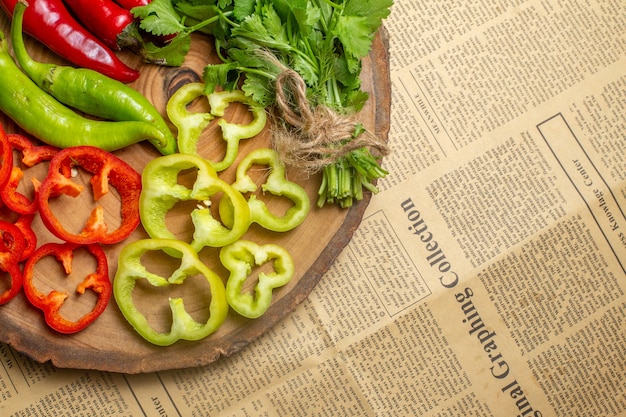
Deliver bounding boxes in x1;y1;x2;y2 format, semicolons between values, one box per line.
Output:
1;133;58;215
0;0;140;82
22;242;111;334
63;0;143;52
37;145;142;245
114;0;149;9
0;219;26;305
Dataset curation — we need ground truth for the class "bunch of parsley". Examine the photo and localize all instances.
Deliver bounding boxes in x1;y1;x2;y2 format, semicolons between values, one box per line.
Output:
134;0;393;207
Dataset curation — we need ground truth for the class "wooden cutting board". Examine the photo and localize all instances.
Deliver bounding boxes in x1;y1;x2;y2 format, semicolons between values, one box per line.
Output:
0;13;390;373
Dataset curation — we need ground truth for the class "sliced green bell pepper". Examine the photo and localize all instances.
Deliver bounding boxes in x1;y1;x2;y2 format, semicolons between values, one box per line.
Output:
166;82;215;156
220;148;310;232
113;238;228;346
220;239;295;319
166;83;267;172
139;153;250;252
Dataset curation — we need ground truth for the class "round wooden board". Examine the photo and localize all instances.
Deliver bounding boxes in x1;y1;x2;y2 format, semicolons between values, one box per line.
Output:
0;13;390;373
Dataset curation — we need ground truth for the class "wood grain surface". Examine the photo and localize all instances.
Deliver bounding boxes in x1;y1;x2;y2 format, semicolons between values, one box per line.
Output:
0;13;390;373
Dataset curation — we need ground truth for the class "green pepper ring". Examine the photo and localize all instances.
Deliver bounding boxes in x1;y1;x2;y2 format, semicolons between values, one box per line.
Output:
139;153;251;252
167;83;267;172
37;145;142;245
220;239;295;319
113;238;228;346
220;148;310;232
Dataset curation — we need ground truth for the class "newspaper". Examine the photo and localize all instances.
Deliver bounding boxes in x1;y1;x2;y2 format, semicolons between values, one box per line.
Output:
2;0;625;415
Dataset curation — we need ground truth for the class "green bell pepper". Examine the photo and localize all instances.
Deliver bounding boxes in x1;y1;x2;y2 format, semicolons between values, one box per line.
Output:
220;239;295;319
220;148;310;232
139;153;250;252
167;83;267;172
113;238;228;346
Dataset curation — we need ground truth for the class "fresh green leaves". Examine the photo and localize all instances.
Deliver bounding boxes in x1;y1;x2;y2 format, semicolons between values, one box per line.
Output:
132;0;185;36
133;0;392;107
231;9;292;52
337;0;393;72
131;0;224;65
142;34;191;67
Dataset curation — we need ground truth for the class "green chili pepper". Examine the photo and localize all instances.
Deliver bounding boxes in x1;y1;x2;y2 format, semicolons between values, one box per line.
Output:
113;238;228;346
0;29;169;152
220;239;295;319
167;83;267;171
220;148;310;232
139;153;251;252
10;1;177;155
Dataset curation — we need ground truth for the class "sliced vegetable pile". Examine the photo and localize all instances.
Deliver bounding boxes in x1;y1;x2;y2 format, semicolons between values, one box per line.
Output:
0;99;307;343
0;0;392;345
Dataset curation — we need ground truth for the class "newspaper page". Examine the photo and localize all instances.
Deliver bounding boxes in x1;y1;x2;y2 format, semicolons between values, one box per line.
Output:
1;0;625;416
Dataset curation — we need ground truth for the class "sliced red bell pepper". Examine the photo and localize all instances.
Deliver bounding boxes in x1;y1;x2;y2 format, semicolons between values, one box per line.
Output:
13;213;36;260
1;133;59;215
0;123;12;189
0;219;26;305
37;145;141;245
22;242;111;334
0;204;36;261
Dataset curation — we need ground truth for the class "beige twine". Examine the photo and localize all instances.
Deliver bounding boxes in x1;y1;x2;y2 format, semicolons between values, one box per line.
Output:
267;54;390;173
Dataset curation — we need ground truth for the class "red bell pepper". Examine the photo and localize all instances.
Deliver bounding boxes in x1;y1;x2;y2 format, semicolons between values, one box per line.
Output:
0;0;140;82
37;145;141;245
0;219;26;304
22;242;111;333
1;133;58;215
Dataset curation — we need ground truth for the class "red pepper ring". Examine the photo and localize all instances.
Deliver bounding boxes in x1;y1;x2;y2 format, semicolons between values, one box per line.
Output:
1;133;59;215
37;146;142;245
22;242;111;334
0;205;36;261
0;220;26;305
12;213;36;261
0;123;12;188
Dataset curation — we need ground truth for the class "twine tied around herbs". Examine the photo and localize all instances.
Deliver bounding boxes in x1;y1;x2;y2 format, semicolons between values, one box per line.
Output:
269;58;390;174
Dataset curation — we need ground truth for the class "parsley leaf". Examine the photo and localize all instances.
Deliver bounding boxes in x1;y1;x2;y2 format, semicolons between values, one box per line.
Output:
333;15;375;65
132;0;185;36
142;34;191;66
